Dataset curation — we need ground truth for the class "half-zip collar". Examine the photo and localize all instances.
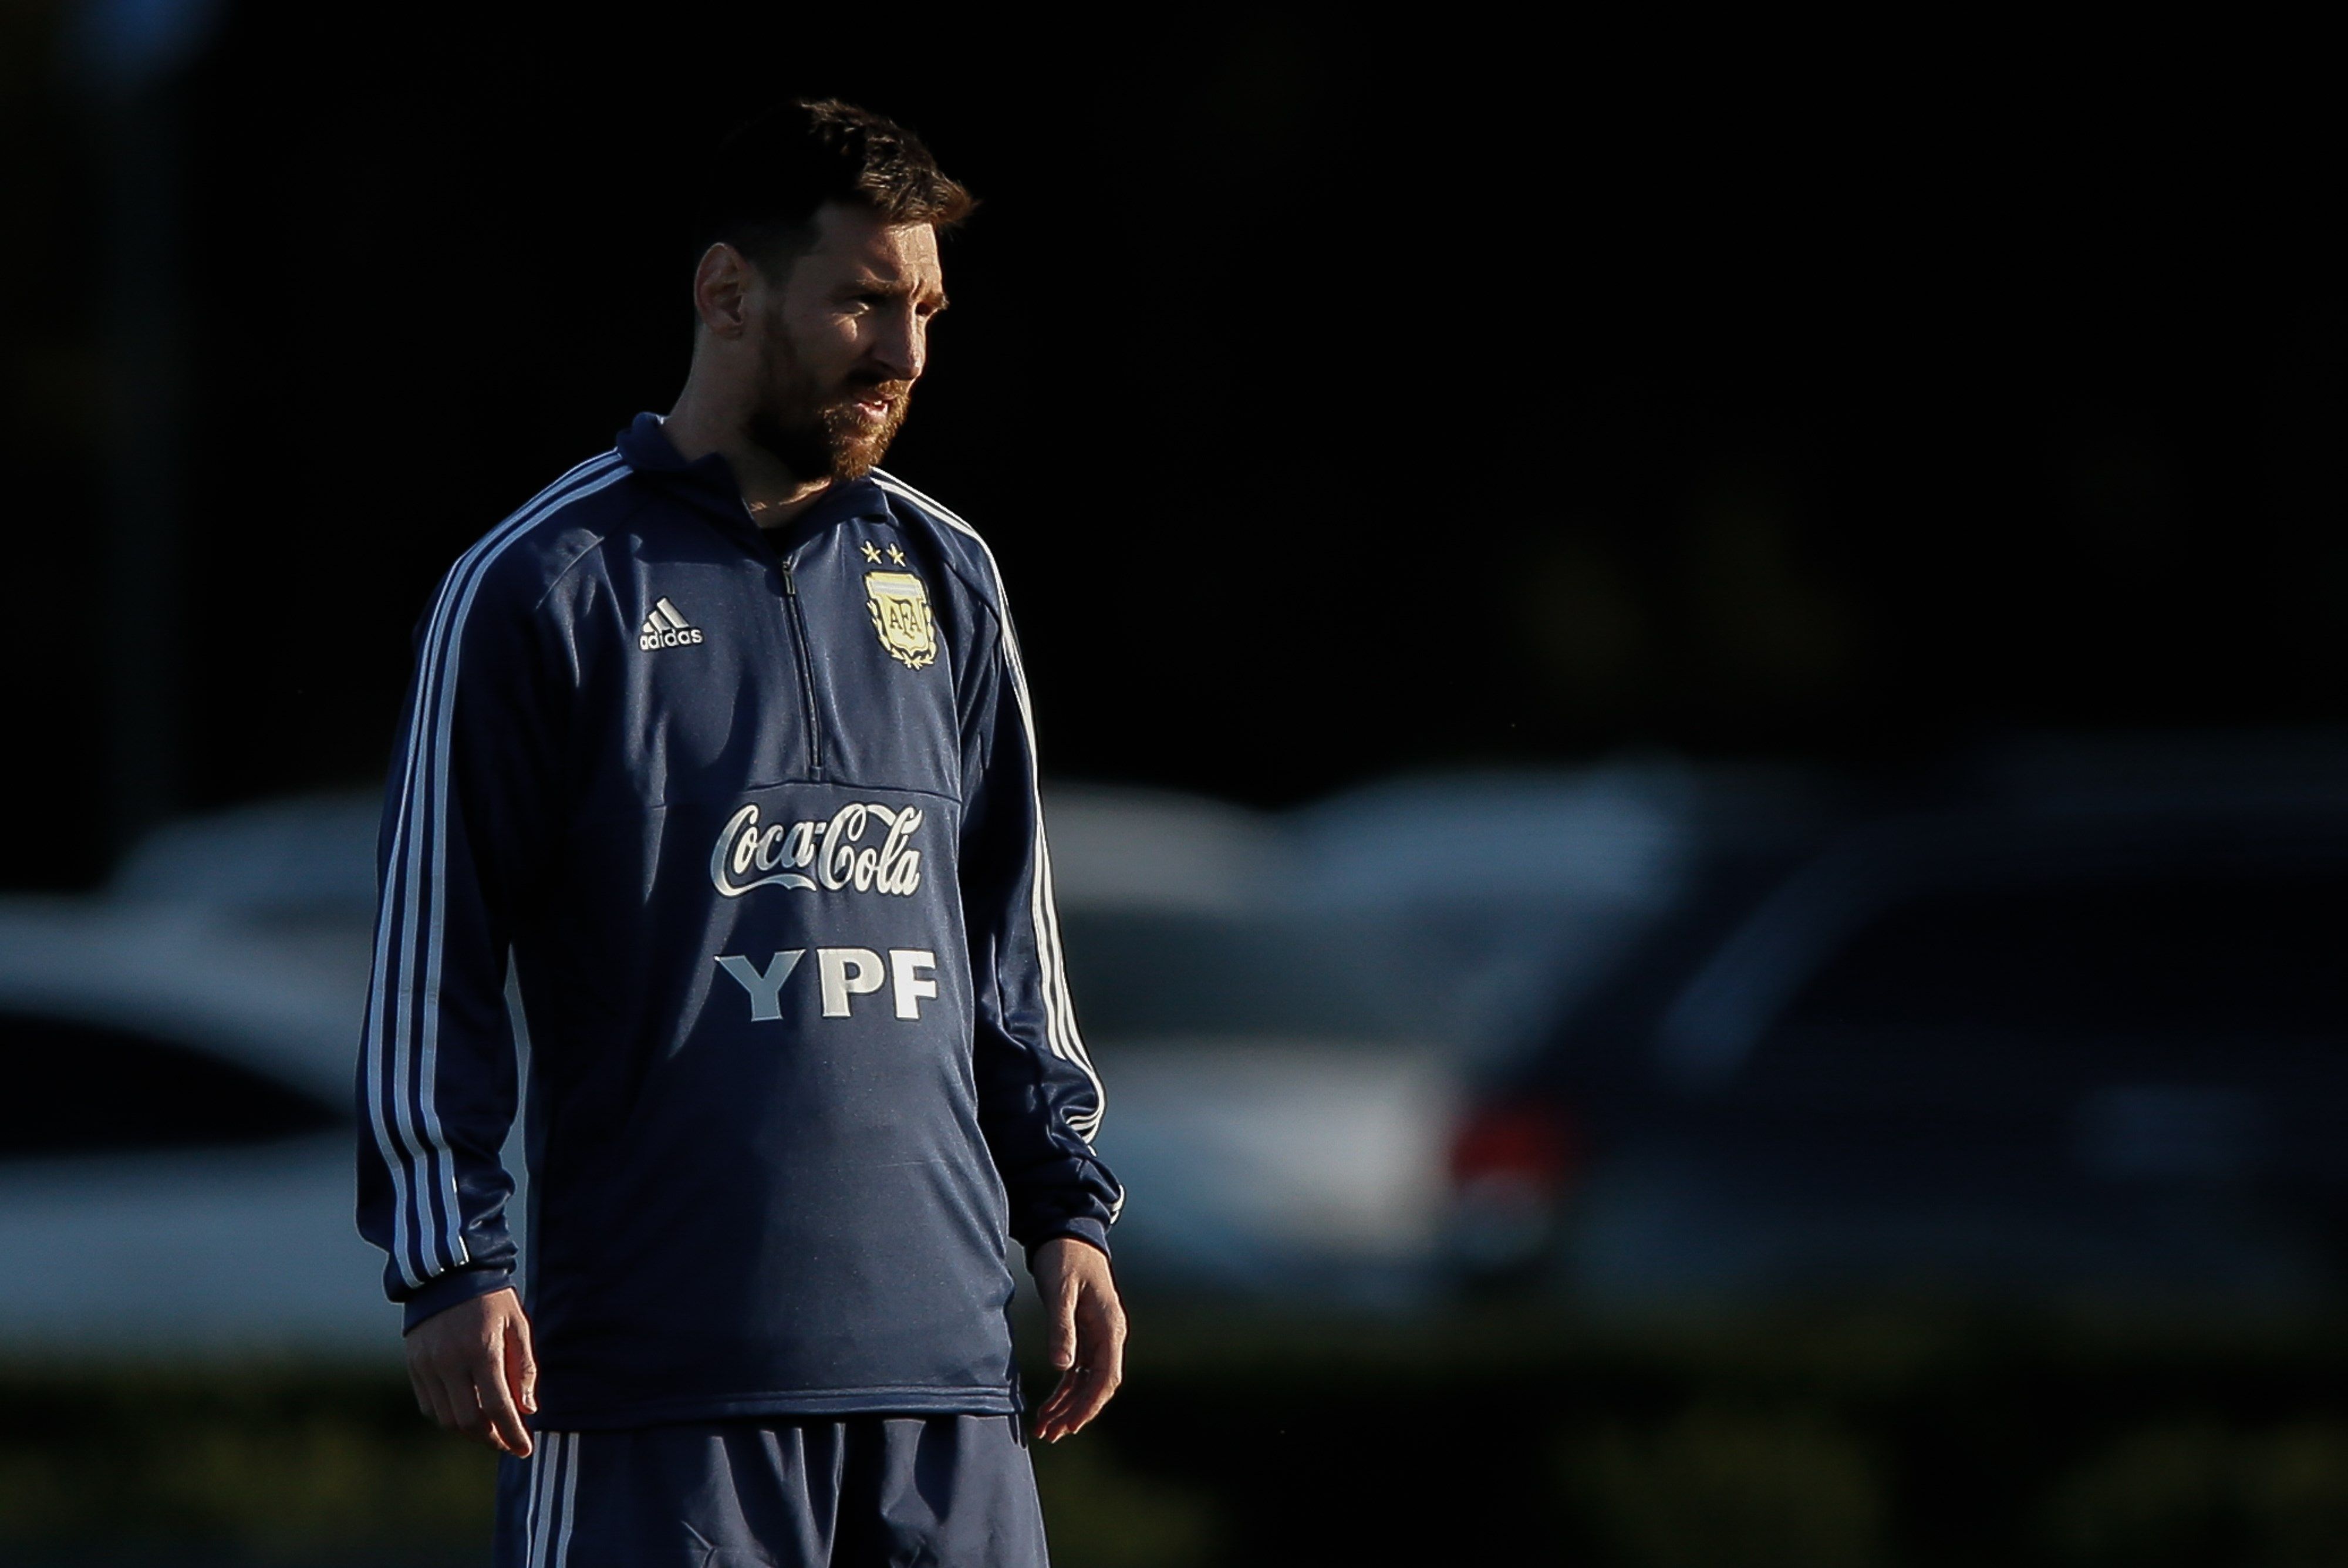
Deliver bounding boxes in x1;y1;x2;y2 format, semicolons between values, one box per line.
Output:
616;412;887;554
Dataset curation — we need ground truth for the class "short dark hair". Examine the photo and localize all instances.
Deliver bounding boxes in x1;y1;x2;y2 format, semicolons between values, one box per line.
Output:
693;99;976;275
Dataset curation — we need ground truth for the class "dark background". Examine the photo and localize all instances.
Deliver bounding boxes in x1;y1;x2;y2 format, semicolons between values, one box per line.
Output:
5;8;2343;890
6;12;2348;1565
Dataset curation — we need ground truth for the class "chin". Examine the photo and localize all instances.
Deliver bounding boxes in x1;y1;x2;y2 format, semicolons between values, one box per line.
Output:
831;428;903;483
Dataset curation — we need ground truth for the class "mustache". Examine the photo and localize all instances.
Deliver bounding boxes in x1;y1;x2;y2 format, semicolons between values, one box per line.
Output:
833;376;913;405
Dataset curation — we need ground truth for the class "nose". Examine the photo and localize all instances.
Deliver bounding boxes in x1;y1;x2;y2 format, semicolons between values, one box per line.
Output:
870;305;925;384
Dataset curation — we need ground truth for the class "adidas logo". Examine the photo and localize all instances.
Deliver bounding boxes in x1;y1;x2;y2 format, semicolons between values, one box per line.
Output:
639;597;706;651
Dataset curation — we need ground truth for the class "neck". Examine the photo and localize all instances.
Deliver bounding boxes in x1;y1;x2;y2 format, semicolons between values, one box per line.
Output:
663;377;833;528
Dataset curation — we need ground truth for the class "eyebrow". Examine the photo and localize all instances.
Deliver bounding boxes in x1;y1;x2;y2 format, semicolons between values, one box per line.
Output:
845;274;949;311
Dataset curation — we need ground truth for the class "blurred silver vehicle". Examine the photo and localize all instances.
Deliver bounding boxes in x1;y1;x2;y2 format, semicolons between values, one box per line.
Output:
1051;768;1711;1299
0;894;389;1354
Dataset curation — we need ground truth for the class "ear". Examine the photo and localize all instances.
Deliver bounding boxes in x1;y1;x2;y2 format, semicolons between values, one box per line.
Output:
691;242;757;339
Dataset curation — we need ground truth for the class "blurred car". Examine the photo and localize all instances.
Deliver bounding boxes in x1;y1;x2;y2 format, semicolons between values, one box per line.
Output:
0;791;460;1355
1055;767;1748;1299
1037;784;1447;1297
0;896;392;1353
1458;747;2348;1309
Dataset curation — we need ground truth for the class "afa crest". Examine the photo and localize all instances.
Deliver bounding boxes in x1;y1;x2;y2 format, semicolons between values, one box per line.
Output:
864;571;938;669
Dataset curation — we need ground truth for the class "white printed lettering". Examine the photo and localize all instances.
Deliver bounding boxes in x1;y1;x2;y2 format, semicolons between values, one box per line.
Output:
818;947;886;1017
714;950;805;1021
752;824;787;870
710;802;925;899
890;949;939;1020
875;808;923;894
819;804;869;890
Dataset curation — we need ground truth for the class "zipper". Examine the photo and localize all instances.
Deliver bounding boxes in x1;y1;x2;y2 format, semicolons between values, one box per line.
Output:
775;552;826;780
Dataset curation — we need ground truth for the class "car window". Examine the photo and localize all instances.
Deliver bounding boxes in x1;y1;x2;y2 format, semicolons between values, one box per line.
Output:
1775;864;2348;1043
1057;909;1425;1044
0;1011;343;1161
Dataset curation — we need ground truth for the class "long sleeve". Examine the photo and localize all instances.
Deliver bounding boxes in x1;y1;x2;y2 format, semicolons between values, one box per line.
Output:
355;551;566;1330
959;603;1123;1257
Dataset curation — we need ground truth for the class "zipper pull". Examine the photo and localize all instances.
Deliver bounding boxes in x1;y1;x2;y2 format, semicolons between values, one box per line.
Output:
779;561;798;596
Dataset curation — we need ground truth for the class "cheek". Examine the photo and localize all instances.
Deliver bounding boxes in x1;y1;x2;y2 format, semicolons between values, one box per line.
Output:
770;303;855;367
804;319;869;376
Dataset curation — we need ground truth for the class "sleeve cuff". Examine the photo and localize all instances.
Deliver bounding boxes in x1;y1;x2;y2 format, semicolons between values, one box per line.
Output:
400;1267;515;1334
1024;1217;1111;1267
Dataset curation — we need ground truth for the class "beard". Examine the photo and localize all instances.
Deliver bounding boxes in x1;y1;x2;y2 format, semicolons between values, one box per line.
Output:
744;318;913;484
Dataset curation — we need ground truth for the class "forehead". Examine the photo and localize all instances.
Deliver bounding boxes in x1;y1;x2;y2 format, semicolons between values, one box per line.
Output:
792;201;943;292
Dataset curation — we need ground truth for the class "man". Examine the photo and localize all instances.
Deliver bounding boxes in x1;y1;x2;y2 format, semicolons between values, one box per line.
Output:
356;100;1125;1567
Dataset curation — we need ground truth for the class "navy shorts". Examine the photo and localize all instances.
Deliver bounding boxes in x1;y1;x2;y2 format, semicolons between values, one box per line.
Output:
493;1415;1049;1568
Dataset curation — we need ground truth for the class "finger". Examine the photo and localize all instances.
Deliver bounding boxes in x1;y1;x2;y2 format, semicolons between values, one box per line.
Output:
436;1359;492;1446
476;1347;531;1459
1036;1399;1088;1441
419;1360;464;1432
407;1336;461;1431
508;1308;541;1417
414;1371;455;1429
1035;1357;1115;1442
470;1371;526;1455
1036;1368;1080;1425
407;1361;438;1421
1031;1364;1083;1441
1059;1363;1122;1437
1041;1292;1127;1441
494;1314;537;1456
1032;1376;1075;1442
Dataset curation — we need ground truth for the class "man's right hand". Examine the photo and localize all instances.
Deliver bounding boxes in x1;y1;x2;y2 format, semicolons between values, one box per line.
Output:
404;1286;538;1457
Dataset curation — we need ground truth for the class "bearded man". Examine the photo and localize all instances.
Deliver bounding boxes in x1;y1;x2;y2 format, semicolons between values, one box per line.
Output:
355;100;1125;1568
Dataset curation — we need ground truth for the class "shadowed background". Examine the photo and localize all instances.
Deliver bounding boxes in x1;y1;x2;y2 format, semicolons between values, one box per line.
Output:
2;7;2346;1566
6;10;2343;877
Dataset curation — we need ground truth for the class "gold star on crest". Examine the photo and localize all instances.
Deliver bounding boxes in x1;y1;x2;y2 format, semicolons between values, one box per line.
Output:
887;544;907;565
859;541;882;564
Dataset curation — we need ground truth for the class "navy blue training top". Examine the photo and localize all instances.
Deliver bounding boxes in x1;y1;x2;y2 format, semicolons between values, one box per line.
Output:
355;416;1119;1429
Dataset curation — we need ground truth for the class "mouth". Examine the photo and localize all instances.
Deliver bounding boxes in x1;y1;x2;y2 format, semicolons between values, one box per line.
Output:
837;380;910;430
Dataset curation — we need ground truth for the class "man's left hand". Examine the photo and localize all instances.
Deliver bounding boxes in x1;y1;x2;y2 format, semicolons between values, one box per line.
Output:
1030;1236;1126;1442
